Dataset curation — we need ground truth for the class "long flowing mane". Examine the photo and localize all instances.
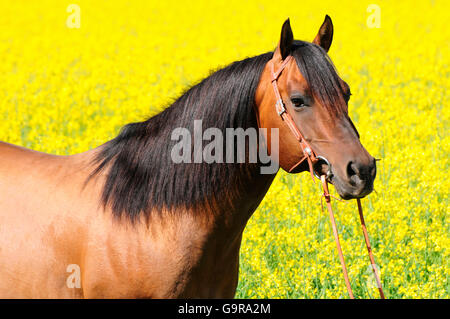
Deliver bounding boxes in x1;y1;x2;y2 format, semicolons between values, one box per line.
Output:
90;52;273;221
90;41;347;222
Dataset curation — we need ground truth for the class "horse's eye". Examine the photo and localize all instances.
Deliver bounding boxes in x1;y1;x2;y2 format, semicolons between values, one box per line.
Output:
291;97;307;108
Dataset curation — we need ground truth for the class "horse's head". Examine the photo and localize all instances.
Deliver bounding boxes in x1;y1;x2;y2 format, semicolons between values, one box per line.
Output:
255;16;376;199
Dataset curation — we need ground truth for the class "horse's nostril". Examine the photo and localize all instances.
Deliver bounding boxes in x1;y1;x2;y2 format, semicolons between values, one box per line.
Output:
346;161;359;186
345;158;376;187
347;161;366;187
342;159;375;197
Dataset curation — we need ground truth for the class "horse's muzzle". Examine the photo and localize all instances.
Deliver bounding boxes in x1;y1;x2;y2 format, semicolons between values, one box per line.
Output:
330;157;376;200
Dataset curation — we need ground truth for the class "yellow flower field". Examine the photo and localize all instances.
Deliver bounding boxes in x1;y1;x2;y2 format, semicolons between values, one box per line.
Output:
0;0;448;298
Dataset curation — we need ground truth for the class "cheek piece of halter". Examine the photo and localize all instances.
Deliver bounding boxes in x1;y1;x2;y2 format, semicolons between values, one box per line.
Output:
269;55;331;181
269;55;386;299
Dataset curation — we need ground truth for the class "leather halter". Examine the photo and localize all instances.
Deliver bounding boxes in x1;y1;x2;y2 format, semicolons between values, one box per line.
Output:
269;55;385;299
269;55;320;180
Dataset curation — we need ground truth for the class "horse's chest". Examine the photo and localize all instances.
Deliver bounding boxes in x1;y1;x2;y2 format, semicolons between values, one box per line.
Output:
148;233;242;298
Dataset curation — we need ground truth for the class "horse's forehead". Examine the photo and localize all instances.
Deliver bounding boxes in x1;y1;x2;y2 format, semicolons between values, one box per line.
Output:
283;59;309;91
282;59;319;100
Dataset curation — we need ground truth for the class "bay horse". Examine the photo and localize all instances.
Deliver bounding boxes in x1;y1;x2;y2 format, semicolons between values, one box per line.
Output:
0;16;376;298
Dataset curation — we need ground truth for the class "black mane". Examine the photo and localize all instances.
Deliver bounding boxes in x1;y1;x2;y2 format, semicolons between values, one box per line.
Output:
90;52;273;221
90;41;346;221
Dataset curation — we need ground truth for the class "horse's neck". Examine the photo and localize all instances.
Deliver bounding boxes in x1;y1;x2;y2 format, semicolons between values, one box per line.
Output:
176;164;275;297
218;168;275;231
204;163;276;245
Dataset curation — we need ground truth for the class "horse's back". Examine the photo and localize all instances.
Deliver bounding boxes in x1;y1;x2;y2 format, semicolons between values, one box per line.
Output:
0;141;93;298
0;141;84;217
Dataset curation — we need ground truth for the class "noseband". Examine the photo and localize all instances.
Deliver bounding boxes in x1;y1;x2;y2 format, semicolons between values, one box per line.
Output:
269;55;332;180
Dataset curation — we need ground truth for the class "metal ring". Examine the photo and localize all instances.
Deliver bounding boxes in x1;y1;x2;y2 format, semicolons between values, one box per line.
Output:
313;155;332;180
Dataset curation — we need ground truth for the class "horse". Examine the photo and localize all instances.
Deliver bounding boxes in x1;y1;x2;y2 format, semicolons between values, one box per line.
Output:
0;16;376;298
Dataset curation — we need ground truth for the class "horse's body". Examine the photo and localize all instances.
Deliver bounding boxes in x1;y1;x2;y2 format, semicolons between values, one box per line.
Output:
0;142;275;297
0;17;376;298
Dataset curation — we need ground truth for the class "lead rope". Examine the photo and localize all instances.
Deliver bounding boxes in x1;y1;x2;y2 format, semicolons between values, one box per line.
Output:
321;175;385;299
356;198;385;299
321;176;354;299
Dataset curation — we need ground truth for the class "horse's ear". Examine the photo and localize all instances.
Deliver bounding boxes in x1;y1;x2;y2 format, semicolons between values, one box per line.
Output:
275;18;294;60
313;15;333;52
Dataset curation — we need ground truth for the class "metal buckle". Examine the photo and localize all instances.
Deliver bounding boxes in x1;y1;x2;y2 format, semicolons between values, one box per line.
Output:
304;147;312;156
275;99;286;116
313;155;332;180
